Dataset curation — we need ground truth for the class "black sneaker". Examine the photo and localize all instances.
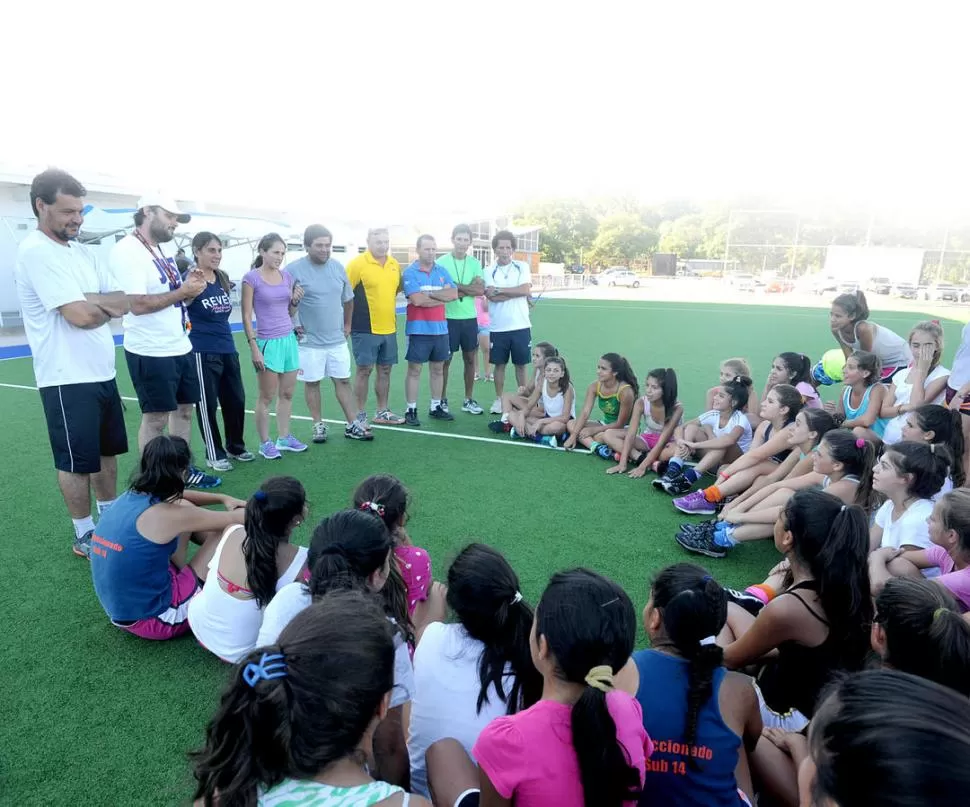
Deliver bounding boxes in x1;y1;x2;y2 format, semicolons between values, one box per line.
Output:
488;420;512;433
652;462;683;491
344;421;375;441
678;519;718;538
675;528;728;559
429;404;455;422
405;409;421;427
665;474;695;496
440;398;450;414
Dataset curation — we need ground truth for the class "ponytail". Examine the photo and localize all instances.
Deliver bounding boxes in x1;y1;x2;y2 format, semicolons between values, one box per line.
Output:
243;477;306;609
447;544;542;714
602;352;639;398
536;569;641;807
778;352;813;386
822;430;877;511
305;510;391;601
725;375;753;411
252;232;285;270
191;593;395;807
913;404;966;487
651;564;728;762
833;290;870;322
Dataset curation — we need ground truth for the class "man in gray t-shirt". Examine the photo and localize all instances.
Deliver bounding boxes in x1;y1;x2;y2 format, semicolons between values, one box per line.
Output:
290;225;372;442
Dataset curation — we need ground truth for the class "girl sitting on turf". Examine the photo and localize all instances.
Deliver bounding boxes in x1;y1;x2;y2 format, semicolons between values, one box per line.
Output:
192;591;431;807
604;367;683;473
256;509;423;787
693;428;873;552
188;476;308;663
410;543;542;798
880;320;950;444
619;563;762;807
870;441;951;552
491;341;559;421
899;403;966;496
354;474;432;625
563;352;639;453
829;289;912;381
506;355;576;446
870;489;970;610
653;376;754;496
671;384;804;515
90;435;246;641
705;357;761;426
469;568;649;807
717;490;874;731
762;352;820;410
832;349;889;442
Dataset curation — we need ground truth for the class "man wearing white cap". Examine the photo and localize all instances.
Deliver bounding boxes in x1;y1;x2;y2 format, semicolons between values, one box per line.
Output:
109;195;220;488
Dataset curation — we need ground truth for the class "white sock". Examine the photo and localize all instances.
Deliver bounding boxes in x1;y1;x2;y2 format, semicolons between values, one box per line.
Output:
72;516;96;539
431;398;441;409
96;499;115;516
501;413;510;423
407;401;417;411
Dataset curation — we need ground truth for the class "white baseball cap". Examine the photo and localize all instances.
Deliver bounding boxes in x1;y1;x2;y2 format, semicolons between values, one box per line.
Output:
136;194;191;224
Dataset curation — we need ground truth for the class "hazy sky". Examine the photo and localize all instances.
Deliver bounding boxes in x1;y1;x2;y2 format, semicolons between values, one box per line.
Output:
3;2;967;222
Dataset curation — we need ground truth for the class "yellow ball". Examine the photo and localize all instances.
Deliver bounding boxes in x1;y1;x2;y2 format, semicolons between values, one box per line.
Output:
822;349;845;382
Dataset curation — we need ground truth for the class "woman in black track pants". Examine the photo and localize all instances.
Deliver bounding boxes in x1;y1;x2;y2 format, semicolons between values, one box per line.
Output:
185;232;253;470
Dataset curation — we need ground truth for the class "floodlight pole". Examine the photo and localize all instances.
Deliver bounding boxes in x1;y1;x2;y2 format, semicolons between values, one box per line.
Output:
790;217;800;279
723;211;733;275
937;225;949;279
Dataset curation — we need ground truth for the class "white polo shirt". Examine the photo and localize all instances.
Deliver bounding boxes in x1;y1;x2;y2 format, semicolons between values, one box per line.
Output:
14;230;119;388
485;260;531;332
110;234;192;357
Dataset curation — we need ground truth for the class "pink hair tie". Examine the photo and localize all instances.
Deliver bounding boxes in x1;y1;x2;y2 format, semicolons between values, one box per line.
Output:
855;438;866;448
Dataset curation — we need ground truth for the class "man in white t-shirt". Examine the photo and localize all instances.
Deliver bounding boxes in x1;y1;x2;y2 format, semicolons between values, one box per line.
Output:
483;229;532;415
110;195;219;488
14;169;130;558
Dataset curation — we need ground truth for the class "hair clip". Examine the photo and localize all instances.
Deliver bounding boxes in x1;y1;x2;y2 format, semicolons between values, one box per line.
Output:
702;575;713;583
934;607;948;621
242;652;287;687
511;591;523;605
599;596;621;608
359;501;386;518
930;443;936;454
699;636;718;646
840;505;846;512
253;490;268;501
855;438;866;448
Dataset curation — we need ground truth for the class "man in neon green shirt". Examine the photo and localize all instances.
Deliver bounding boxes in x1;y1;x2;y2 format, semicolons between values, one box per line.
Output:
437;223;485;415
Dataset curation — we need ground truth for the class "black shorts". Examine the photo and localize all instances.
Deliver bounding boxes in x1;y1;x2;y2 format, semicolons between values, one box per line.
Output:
448;317;479;354
405;334;450;364
40;380;129;474
490;327;531;366
125;350;201;413
455;791;480;807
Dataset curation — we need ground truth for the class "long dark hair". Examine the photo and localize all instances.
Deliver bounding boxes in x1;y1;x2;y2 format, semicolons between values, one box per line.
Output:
885;441;952;500
544;356;572;396
875;577;970;697
130;435;191;502
802;408;837;446
913;404;966;487
767;382;804;424
190;231;231;292
446;544;541;715
243;477;306;609
650;564;727;764
777;352;813;385
351;474;413;645
821;430;877;510
536;569;641;807
647;367;678;421
191;592;394;807
306;510;391;599
782;490;873;670
252;232;285;269
724;375;753;411
810;670;970;807
601;352;639;397
832;289;870;322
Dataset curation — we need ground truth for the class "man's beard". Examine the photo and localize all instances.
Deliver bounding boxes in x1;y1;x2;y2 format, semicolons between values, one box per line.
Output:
150;221;174;243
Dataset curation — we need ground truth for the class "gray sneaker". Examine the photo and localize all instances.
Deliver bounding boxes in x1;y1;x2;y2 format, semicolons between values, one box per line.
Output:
73;529;93;559
462;398;484;415
345;420;375;441
312;421;328;444
206;458;233;472
404;409;421;427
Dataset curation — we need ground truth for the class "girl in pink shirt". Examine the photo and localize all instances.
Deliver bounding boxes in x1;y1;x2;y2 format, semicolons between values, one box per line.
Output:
473;568;651;807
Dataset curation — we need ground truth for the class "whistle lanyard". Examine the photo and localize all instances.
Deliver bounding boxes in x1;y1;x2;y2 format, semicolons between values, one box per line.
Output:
133;230;187;332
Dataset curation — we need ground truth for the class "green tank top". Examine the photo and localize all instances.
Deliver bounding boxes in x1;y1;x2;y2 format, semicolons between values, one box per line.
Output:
596;382;632;424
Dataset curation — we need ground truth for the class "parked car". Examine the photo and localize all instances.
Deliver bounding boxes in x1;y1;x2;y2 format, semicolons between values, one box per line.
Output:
605;270;641;288
765;278;794;293
837;280;861;295
797;275;839;295
729;273;757;292
892;282;918;299
925;283;961;301
867;277;892;294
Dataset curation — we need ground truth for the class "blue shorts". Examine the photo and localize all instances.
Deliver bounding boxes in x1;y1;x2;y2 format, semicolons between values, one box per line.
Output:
490;328;531;366
351;332;398;367
448;318;479;354
406;334;450;363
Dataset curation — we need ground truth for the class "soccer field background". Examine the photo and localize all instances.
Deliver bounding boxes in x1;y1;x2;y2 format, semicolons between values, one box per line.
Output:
1;298;964;805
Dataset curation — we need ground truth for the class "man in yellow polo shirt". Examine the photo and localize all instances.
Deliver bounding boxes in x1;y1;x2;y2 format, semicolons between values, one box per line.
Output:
347;227;405;426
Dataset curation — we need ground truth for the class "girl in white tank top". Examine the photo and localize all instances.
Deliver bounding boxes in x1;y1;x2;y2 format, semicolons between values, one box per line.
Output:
506;356;576;447
830;291;911;381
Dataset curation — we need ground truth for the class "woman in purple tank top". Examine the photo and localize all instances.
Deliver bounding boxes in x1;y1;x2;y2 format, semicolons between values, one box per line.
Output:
241;233;308;461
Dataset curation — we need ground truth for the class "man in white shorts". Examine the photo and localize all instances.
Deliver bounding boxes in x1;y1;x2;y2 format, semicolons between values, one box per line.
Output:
14;168;130;558
289;225;372;441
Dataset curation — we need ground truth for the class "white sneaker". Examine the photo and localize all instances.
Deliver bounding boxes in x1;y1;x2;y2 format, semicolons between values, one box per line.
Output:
206;458;233;472
312;421;328;444
490;398;503;414
462;398;484;415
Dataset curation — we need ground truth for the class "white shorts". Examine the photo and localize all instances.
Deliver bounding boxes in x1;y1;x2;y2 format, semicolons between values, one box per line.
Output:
297;344;351;382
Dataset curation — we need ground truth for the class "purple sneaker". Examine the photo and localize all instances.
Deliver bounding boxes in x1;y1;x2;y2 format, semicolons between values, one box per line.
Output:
673;490;717;515
259;440;282;460
276;435;308;453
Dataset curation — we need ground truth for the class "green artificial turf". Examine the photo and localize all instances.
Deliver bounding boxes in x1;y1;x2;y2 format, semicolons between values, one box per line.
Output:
1;298;963;805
